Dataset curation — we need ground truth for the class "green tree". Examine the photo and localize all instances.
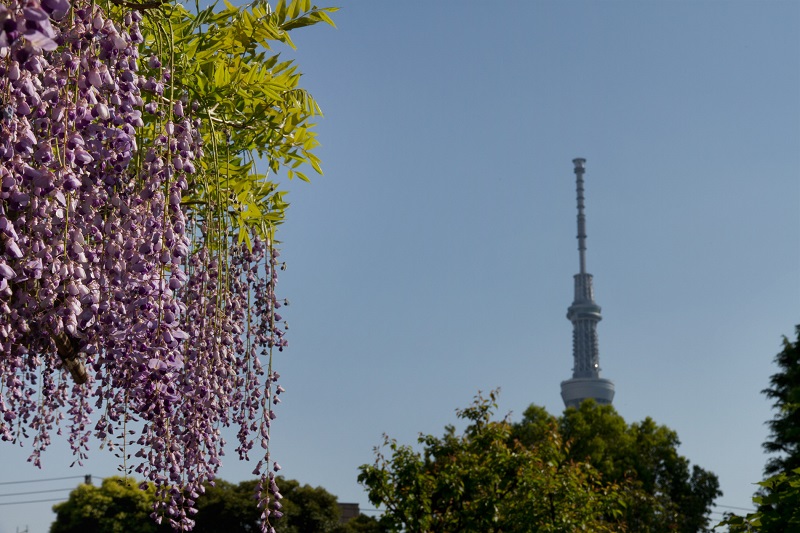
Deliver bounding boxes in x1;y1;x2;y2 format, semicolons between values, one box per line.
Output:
358;390;629;533
191;479;261;533
51;477;173;533
718;326;800;532
762;326;800;477
272;477;344;533
514;400;721;532
271;478;385;532
193;476;349;533
717;469;800;533
341;514;388;533
53;476;379;533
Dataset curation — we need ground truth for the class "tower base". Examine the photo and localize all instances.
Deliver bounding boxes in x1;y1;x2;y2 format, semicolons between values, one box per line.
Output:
560;377;615;409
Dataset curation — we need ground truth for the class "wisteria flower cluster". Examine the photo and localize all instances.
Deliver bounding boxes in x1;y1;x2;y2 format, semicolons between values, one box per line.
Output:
0;0;333;530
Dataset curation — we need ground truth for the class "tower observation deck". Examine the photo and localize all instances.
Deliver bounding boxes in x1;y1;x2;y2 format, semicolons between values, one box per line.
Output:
560;158;615;409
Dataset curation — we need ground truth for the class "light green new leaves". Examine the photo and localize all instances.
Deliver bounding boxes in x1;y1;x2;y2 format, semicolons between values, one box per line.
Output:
138;0;336;249
359;391;629;533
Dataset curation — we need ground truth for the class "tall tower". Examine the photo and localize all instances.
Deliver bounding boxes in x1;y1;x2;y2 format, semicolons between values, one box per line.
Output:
560;158;615;409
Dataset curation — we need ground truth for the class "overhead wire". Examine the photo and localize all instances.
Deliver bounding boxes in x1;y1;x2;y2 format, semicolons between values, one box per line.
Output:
0;475;110;507
0;475;86;486
0;487;77;498
0;497;72;506
714;503;757;513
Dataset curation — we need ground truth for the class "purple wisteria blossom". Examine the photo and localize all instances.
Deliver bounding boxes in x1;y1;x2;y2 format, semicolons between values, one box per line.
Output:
0;1;289;531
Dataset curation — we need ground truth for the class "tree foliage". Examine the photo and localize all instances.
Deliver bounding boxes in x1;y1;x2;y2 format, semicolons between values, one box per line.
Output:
52;476;382;533
191;479;262;533
761;326;800;476
0;0;334;529
718;326;800;532
192;476;362;533
270;477;345;533
514;400;721;532
51;477;173;533
359;391;721;532
358;390;629;533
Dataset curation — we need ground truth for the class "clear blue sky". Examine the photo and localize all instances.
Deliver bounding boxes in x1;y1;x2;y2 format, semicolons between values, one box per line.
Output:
2;1;799;531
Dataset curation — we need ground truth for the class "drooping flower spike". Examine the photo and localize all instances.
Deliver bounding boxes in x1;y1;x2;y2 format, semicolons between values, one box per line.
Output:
0;0;335;530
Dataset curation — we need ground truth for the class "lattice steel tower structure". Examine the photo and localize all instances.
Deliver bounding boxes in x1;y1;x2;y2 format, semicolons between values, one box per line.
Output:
560;158;615;408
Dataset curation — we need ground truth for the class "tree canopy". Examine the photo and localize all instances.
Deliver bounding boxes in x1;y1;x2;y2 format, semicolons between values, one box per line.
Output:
51;477;173;533
718;326;800;532
52;476;383;533
359;390;630;533
359;390;721;533
762;325;800;477
755;325;800;531
514;400;721;532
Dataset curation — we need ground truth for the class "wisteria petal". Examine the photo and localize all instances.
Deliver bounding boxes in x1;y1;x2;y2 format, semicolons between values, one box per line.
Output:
0;263;16;279
5;238;23;258
41;0;70;19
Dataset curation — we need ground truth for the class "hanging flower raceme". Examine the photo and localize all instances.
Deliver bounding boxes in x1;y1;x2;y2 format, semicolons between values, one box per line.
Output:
0;0;333;530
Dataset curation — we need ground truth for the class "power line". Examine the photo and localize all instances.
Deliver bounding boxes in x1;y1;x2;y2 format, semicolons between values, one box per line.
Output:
0;487;75;498
0;497;68;506
715;503;757;513
0;476;85;486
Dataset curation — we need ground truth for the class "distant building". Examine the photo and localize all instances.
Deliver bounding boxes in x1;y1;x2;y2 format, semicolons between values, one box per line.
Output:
560;158;615;408
338;502;360;523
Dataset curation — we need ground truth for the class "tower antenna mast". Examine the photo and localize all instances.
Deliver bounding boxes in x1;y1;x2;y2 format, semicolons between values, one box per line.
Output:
575;158;588;275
